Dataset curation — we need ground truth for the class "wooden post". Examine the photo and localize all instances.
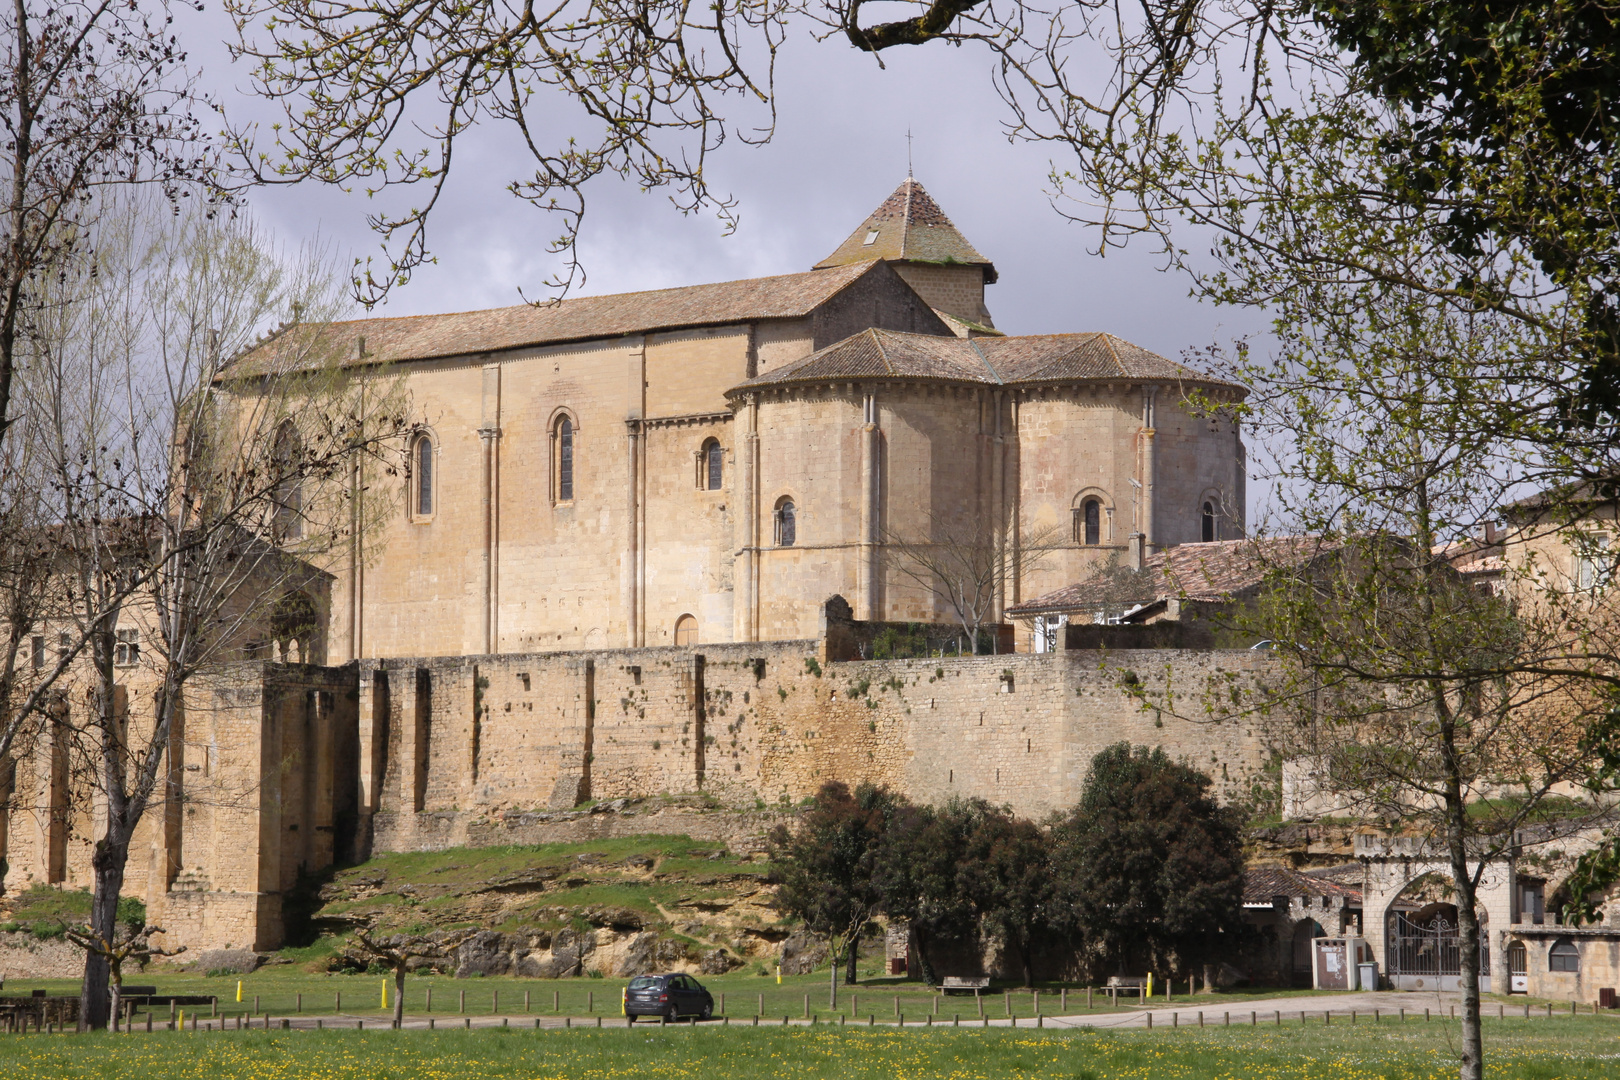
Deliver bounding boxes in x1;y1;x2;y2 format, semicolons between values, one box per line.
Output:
296;993;302;1013
460;990;466;1014
493;990;499;1014
336;991;341;1013
525;991;530;1013
588;991;594;1013
803;994;809;1018
427;988;433;1011
554;990;559;1013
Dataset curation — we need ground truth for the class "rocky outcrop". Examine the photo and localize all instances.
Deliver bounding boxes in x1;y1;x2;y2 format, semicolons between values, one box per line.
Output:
777;929;828;976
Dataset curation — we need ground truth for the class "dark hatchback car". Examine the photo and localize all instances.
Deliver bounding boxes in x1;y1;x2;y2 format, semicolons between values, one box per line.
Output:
624;973;715;1022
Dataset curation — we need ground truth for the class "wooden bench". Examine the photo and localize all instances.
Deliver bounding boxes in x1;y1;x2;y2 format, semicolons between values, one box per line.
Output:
1104;976;1147;1005
939;976;991;995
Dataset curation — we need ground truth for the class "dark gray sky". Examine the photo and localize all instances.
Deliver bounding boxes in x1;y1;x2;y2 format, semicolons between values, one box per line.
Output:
188;11;1268;362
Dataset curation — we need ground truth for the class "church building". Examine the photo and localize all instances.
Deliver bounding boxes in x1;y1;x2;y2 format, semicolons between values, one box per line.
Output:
264;178;1249;662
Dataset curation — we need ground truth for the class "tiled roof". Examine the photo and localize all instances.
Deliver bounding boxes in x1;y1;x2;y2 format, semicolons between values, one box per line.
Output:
1244;864;1362;906
1006;537;1339;616
730;328;1238;392
224;262;882;374
815;179;997;281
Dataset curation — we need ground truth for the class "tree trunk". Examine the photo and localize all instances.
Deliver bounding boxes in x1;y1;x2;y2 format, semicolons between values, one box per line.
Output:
829;946;838;1008
80;844;129;1030
1017;932;1034;988
912;926;939;988
1447;793;1484;1080
393;966;406;1027
845;937;858;985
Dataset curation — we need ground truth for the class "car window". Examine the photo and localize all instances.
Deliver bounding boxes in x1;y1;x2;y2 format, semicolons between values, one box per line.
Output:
628;977;659;990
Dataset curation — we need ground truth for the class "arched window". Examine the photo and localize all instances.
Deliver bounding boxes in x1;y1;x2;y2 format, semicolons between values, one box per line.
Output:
674;614;698;647
702;439;724;491
1081;498;1101;546
1201;500;1217;543
272;421;303;540
774;499;796;547
555;416;575;502
1549;938;1580;972
412;433;434;517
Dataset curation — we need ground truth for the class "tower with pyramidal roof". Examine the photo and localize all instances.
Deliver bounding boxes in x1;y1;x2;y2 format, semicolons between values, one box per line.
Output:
814;178;999;333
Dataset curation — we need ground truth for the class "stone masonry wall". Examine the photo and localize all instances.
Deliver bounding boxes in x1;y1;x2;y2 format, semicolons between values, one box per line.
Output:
364;641;1279;854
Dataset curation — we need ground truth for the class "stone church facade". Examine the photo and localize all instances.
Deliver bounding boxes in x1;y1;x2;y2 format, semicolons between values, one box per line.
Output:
310;179;1248;662
0;180;1260;954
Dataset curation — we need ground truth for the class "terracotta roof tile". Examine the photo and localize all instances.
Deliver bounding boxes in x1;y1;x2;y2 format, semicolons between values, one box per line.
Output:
815;179;996;280
1245;864;1362;905
1006;537;1339;616
731;329;1239;393
225;262;881;374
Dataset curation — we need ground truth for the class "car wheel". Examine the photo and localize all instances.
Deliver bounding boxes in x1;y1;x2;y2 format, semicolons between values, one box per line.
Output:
701;1002;713;1020
667;1005;680;1022
627;1015;635;1025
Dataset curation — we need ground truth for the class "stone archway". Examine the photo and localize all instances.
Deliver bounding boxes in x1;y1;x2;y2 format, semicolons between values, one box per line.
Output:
271;591;321;665
1355;833;1515;993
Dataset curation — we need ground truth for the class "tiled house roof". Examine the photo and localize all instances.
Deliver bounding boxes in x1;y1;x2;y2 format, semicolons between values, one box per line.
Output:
730;328;1237;392
815;179;997;281
1007;537;1340;617
1244;864;1363;907
223;261;884;374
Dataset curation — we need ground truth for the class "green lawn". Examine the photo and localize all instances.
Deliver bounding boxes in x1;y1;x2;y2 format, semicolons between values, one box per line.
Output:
1;969;1350;1024
2;1017;1619;1079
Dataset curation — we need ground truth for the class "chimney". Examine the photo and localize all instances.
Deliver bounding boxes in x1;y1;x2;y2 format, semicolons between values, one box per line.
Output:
352;335;367;362
1484;520;1500;545
1128;532;1145;570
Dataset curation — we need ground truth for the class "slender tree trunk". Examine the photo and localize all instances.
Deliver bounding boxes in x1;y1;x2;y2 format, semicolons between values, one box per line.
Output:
1019;936;1033;988
80;843;128;1030
829;945;838;1008
393;966;406;1027
845;937;858;985
1445;756;1484;1080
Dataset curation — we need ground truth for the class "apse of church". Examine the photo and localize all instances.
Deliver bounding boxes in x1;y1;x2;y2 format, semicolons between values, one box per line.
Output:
236;179;1246;662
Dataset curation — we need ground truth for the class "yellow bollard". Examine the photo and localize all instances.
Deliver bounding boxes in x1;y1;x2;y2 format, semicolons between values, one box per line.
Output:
382;980;388;1010
1147;974;1153;1000
622;988;627;1016
776;965;782;985
236;981;243;1003
178;1010;184;1031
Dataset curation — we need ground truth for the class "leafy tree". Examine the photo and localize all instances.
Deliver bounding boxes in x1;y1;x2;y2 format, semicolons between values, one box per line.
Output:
769;781;899;1002
17;196;409;1030
871;798;984;985
955;806;1051;987
1051;743;1244;982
